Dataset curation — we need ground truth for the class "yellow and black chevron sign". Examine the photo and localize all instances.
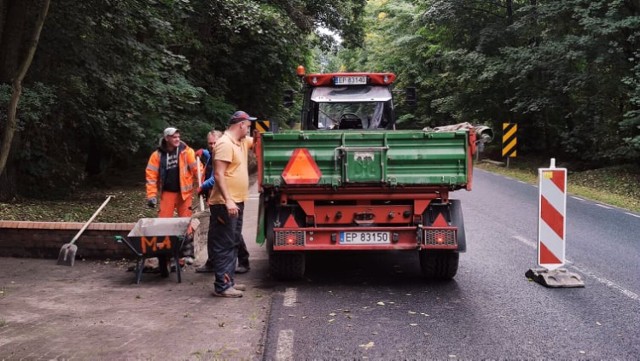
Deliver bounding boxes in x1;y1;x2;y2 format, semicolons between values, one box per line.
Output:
502;123;517;158
254;120;270;133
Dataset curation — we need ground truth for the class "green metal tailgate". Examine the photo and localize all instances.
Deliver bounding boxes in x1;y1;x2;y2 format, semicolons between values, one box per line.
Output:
260;130;470;188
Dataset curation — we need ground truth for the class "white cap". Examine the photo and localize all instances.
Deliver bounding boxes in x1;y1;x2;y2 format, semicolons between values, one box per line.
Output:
163;127;179;137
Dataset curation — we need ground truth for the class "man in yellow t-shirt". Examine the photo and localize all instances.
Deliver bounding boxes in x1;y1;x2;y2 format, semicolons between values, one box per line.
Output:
208;110;255;298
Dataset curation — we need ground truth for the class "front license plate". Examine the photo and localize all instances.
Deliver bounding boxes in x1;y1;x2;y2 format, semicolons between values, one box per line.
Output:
334;76;367;85
339;231;390;244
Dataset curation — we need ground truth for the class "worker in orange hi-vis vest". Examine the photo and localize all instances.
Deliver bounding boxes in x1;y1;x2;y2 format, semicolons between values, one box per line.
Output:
144;127;203;269
145;127;203;218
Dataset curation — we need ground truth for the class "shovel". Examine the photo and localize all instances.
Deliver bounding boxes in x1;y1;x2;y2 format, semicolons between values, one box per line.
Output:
57;195;113;266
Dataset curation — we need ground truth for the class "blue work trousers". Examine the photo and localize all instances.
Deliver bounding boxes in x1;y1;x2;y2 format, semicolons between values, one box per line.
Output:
209;203;244;293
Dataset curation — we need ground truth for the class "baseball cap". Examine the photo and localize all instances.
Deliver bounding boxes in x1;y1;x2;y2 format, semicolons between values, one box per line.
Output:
229;111;257;125
163;127;179;137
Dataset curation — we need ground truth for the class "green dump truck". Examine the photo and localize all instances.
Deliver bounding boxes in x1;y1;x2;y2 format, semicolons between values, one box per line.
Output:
255;70;491;280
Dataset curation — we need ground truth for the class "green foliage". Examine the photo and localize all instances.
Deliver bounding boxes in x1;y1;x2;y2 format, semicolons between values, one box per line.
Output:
0;83;76;198
0;83;56;130
339;0;640;166
2;0;367;198
620;46;640;161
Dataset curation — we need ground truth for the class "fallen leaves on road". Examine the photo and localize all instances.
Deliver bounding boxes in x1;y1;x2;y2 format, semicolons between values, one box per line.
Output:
359;341;374;350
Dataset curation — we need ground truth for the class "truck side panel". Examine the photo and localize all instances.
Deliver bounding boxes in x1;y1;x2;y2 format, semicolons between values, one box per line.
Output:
260;130;471;189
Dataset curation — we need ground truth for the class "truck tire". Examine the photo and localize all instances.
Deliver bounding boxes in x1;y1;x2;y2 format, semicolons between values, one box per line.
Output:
419;251;459;279
269;252;306;281
265;205;306;280
450;199;466;252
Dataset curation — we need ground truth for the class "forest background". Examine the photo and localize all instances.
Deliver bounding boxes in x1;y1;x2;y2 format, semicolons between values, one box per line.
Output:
0;0;638;221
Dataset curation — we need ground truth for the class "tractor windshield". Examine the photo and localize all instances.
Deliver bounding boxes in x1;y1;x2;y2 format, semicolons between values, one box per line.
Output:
310;86;394;130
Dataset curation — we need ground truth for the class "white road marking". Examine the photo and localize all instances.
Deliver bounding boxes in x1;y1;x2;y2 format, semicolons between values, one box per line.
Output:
283;288;297;307
571;196;585;201
514;235;639;302
513;235;536;249
625;212;640;219
276;329;294;361
570;264;640;302
595;204;612;210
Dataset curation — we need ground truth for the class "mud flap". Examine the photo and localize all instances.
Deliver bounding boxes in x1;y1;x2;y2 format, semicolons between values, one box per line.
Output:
525;268;585;288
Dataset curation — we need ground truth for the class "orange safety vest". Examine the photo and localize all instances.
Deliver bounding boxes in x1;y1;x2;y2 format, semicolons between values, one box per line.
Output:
145;141;202;201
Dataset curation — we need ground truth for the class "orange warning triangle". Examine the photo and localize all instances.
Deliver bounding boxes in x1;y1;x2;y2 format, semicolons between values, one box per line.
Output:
282;148;322;184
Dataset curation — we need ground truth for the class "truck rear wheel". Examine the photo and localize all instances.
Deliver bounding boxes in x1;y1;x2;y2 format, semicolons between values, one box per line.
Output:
449;199;466;252
265;205;306;280
419;251;459;279
269;252;305;281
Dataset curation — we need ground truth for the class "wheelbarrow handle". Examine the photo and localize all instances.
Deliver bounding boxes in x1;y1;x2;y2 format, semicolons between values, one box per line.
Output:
114;235;142;257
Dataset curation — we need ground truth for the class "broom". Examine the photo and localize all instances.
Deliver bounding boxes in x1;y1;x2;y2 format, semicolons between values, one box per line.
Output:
57;195;113;266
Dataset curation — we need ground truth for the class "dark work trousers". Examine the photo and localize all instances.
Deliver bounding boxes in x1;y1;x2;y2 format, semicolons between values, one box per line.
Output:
209;203;244;293
237;233;250;268
206;212;250;268
234;202;250;267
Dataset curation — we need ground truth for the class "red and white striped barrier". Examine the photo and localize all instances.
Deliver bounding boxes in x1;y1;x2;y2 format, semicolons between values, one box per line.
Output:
537;158;566;270
526;159;583;287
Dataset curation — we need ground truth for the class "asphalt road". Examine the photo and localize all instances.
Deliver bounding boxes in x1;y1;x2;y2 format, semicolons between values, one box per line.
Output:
261;168;640;359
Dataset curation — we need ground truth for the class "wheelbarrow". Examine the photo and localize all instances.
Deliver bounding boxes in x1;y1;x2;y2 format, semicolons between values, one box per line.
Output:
115;217;199;284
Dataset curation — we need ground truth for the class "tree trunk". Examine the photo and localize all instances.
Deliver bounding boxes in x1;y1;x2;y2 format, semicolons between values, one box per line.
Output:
0;0;50;180
505;0;513;24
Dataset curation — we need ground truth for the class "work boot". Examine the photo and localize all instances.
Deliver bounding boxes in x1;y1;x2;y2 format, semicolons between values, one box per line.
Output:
212;287;243;298
170;258;185;272
233;284;247;291
143;257;159;269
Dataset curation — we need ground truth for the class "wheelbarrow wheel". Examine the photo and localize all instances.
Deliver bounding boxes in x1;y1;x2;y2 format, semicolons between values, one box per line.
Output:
158;255;170;278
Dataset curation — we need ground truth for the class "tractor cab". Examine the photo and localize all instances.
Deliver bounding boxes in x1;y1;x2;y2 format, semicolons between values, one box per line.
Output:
298;72;398;131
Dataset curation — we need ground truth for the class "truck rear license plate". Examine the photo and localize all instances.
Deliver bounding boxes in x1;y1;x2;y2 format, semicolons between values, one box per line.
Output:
339;231;390;244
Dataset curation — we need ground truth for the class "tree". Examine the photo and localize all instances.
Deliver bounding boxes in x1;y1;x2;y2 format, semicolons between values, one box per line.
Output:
1;0;369;199
340;0;640;165
0;0;50;199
